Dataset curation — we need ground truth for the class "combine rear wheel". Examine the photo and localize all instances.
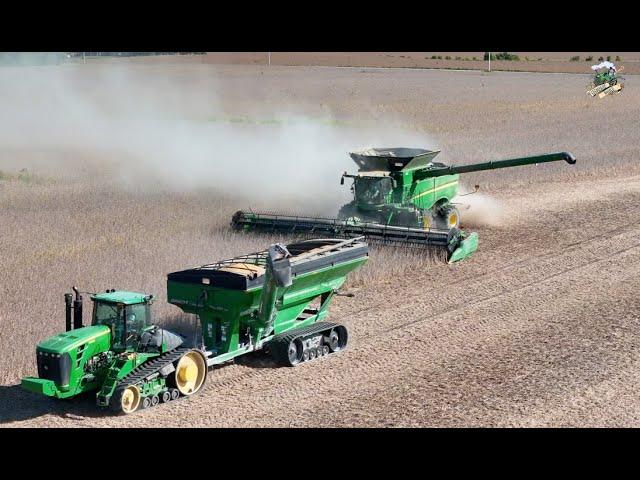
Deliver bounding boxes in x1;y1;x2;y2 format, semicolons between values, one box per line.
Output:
168;350;208;396
112;385;141;414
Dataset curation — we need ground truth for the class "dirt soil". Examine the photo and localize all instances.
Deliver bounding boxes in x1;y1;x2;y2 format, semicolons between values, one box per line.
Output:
85;52;640;75
1;60;639;427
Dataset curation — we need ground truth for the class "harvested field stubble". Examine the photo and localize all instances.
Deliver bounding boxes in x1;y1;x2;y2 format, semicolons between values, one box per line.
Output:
1;60;640;427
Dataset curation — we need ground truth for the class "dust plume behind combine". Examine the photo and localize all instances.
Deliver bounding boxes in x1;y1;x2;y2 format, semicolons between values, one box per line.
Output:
454;190;507;228
0;63;436;215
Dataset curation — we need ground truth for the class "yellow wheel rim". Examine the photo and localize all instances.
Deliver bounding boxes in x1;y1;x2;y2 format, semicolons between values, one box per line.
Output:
121;385;141;414
448;212;458;228
175;351;206;396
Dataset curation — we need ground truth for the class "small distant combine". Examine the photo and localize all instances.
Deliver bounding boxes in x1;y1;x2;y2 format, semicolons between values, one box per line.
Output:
587;61;624;98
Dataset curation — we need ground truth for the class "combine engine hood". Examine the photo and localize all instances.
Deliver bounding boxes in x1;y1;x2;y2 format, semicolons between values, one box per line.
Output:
22;325;111;398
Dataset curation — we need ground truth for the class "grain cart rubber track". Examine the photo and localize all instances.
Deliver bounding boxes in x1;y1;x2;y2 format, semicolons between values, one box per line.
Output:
110;347;207;414
269;321;348;366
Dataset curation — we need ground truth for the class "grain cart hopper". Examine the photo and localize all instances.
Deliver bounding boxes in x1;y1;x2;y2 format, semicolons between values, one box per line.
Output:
587;61;624;97
22;238;368;414
232;149;576;263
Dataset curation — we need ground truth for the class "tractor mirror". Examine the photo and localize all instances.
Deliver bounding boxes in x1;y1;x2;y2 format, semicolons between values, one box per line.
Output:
340;175;345;185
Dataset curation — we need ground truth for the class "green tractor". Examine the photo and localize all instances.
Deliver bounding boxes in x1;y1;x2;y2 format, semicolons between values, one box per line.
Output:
232;149;576;263
22;238;369;414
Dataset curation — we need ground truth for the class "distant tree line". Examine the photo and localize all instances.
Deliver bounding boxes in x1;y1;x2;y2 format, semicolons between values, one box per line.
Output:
68;52;206;57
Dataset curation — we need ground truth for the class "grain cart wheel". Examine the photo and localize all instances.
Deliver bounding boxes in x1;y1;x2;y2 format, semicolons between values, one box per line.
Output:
170;350;207;396
113;385;141;414
327;326;348;353
434;204;460;230
287;339;303;366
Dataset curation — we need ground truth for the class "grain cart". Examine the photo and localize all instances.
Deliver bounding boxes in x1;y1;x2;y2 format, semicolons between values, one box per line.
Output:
232;149;576;263
587;61;624;97
21;237;368;414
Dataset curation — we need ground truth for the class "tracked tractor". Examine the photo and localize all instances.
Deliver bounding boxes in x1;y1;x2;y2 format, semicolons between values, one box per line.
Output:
22;238;368;414
232;149;576;263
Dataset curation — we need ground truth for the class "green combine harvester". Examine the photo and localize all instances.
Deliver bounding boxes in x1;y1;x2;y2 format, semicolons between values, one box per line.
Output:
22;237;368;414
232;149;576;263
586;61;624;98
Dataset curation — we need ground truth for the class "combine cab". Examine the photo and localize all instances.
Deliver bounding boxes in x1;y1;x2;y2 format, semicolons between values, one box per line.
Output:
232;149;576;263
587;61;624;98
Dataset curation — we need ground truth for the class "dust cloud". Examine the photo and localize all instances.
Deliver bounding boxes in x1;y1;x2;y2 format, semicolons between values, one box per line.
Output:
0;59;437;214
454;190;506;228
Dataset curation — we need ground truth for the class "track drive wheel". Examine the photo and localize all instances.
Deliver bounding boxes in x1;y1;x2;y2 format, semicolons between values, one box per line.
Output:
112;385;141;414
169;350;207;396
327;326;348;353
434;204;460;230
287;338;303;366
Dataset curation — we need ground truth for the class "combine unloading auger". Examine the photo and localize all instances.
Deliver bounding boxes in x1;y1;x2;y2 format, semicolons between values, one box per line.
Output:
231;149;576;263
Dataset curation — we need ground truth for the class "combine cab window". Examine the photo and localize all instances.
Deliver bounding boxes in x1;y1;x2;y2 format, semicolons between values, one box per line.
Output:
354;177;393;205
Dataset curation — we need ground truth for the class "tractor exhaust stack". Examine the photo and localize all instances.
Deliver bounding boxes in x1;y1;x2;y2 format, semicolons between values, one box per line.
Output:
72;287;83;330
64;293;73;332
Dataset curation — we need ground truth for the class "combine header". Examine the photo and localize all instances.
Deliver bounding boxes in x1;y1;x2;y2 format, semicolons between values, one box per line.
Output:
587;61;624;98
22;238;368;414
232;149;576;263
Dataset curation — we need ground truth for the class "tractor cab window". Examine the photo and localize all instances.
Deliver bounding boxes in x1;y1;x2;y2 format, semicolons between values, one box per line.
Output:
93;301;121;329
92;301;150;350
354;177;393;205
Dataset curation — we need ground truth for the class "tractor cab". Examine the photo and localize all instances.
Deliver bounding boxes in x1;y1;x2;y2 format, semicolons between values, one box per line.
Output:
91;291;154;352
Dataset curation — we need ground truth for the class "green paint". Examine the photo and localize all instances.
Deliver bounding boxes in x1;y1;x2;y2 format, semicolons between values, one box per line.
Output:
91;291;150;305
448;232;479;263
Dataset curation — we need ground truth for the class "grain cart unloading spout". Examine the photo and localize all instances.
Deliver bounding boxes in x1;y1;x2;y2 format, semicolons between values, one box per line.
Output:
258;244;292;336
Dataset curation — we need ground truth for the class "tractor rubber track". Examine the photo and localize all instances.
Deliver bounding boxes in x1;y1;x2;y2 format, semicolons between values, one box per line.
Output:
109;347;193;412
119;347;191;386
